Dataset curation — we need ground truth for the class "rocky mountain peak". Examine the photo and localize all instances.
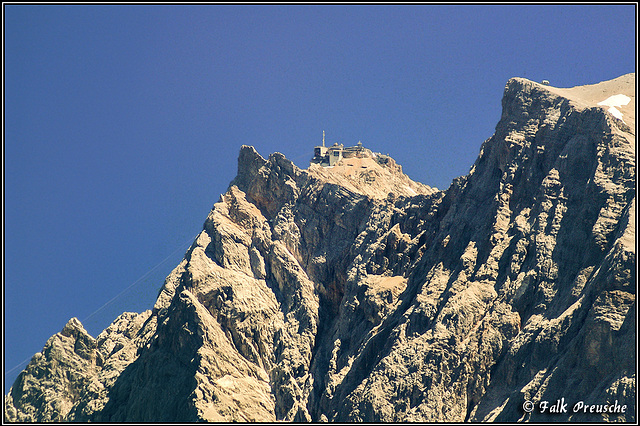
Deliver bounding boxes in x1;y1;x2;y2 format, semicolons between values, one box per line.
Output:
5;74;635;422
234;143;436;203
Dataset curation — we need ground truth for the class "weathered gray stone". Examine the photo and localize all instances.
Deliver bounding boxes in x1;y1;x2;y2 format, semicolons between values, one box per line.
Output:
5;73;635;422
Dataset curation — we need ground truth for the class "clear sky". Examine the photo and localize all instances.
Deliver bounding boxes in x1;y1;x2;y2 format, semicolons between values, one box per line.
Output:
3;4;635;392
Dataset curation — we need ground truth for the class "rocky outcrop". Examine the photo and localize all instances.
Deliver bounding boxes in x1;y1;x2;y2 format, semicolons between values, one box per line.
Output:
5;312;154;422
5;74;635;422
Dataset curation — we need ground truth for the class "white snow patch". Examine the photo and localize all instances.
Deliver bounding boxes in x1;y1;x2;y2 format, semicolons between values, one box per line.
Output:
597;94;631;123
405;185;418;196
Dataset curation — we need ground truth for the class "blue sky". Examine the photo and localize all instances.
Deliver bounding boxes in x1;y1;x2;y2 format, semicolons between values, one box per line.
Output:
4;4;635;392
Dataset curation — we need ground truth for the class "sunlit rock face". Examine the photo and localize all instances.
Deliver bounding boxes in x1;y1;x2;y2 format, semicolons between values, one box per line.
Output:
5;74;635;422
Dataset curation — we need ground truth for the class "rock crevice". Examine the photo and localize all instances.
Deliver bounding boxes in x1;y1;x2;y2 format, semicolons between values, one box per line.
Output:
5;74;635;422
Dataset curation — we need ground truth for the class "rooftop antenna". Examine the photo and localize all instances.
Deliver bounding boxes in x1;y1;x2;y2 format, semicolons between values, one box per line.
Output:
323;130;325;147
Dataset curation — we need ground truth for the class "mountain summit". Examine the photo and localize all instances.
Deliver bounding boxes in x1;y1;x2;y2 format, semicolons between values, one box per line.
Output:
5;74;635;422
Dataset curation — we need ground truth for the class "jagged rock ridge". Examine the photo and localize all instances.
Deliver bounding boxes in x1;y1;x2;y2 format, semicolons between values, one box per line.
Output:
5;73;635;422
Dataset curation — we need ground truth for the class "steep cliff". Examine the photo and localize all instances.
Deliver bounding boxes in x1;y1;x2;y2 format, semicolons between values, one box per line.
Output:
5;74;635;422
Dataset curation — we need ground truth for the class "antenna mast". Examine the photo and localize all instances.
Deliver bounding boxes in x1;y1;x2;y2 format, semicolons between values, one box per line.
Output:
323;130;325;147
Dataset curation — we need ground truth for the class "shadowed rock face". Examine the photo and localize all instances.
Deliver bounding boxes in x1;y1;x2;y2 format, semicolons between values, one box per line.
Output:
5;74;635;422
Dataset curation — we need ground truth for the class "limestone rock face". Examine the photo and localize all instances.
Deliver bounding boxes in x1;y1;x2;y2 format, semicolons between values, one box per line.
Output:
5;74;635;422
5;312;154;422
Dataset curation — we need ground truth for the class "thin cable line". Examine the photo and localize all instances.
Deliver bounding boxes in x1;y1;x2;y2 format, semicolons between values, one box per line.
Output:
4;355;35;377
4;233;198;377
81;233;198;324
